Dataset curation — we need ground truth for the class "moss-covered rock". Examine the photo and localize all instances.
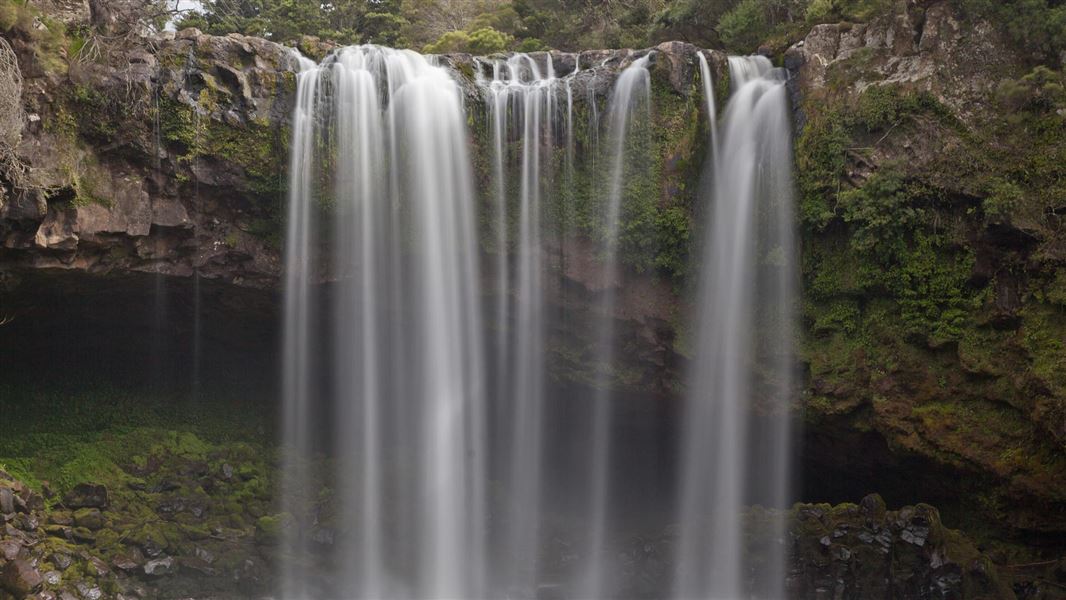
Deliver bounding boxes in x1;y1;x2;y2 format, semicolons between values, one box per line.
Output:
787;0;1066;554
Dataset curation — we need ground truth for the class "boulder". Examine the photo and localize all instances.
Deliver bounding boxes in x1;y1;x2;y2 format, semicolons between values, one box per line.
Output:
0;540;20;561
1;559;43;596
63;484;108;509
72;508;103;531
143;556;175;576
0;488;14;515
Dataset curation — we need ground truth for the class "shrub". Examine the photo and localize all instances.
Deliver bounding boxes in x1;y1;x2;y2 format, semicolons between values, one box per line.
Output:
717;0;769;52
467;27;512;55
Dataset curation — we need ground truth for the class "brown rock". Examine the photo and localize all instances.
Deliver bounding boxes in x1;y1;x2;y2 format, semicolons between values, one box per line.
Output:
72;508;103;531
63;483;108;509
1;559;43;596
0;539;20;561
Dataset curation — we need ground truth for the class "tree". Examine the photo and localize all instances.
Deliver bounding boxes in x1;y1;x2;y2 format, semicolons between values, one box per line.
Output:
176;0;407;46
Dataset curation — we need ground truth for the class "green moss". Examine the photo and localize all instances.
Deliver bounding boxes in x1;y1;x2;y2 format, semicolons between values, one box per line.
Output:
1022;303;1066;398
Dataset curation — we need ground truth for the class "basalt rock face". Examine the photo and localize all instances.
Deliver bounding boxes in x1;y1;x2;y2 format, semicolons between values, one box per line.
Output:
786;0;1066;552
1;22;300;288
0;20;723;397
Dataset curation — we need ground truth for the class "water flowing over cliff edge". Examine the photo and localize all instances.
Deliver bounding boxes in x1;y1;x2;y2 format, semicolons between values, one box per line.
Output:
0;0;1064;597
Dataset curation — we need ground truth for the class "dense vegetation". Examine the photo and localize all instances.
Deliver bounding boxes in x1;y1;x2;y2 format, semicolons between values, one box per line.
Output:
174;0;1066;62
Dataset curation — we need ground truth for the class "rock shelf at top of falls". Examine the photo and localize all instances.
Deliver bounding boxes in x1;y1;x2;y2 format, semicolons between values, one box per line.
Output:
0;28;726;289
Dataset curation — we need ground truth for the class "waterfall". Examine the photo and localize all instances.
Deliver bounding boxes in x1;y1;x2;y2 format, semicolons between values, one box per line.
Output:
674;55;796;600
697;52;719;153
479;53;569;594
583;53;651;600
280;50;321;600
281;46;486;599
281;45;796;600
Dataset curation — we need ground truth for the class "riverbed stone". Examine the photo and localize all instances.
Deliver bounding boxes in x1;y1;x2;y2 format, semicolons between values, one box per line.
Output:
62;484;108;509
72;508;103;531
1;559;43;596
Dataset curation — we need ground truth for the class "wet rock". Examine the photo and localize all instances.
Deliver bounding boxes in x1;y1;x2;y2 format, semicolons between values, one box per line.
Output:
74;582;102;600
143;556;175;576
49;553;72;571
72;508;103;531
12;513;38;532
135;533;164;558
70;527;96;544
62;484;108;509
87;557;110;577
194;547;215;564
111;554;140;573
178;556;217;576
149;479;181;493
43;525;69;539
0;488;14;515
1;559;43;596
155;496;185;516
0;540;20;561
47;512;72;527
859;494;886;521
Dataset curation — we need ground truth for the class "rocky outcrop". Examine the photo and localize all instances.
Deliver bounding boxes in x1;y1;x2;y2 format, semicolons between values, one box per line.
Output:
4;458;1033;600
0;19;720;290
1;23;301;288
0;434;275;600
0;23;722;397
786;0;1066;550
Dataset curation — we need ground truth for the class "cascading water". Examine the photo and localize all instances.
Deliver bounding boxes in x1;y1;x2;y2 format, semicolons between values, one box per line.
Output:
674;55;796;600
281;46;486;599
582;53;651;600
479;53;607;596
281;46;795;600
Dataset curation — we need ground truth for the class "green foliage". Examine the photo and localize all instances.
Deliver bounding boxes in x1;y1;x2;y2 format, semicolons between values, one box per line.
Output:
890;236;976;343
850;85;948;131
981;178;1022;220
797;84;983;347
467;27;513;54
0;381;270;497
423;30;472;54
717;0;769;52
797;86;947;230
996;66;1066;112
514;37;548;52
952;0;1066;64
178;0;408;46
424;27;512;55
837;172;921;260
804;0;833;20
